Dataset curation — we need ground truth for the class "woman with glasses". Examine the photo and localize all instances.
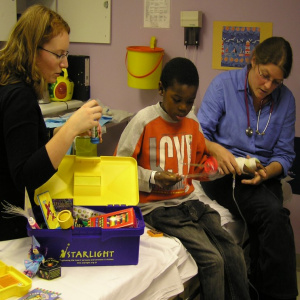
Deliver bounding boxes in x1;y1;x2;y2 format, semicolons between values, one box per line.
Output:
197;37;297;300
0;5;102;241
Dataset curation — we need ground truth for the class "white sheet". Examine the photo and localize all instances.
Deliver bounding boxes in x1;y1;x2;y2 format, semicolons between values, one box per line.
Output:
132;231;197;300
2;181;266;300
192;180;238;226
0;228;197;300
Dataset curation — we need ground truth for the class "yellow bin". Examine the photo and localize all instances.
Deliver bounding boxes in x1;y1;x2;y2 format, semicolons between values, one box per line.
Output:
126;46;164;89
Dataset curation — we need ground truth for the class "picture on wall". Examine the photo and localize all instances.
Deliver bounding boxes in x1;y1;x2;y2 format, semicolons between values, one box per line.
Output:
212;21;273;70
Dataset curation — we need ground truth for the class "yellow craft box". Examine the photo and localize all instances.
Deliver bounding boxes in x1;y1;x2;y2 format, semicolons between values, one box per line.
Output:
28;155;144;267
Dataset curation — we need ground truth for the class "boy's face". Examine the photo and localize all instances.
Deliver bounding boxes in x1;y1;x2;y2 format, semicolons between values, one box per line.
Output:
160;81;197;122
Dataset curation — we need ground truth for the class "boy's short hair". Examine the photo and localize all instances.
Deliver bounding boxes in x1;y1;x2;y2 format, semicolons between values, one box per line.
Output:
160;57;199;90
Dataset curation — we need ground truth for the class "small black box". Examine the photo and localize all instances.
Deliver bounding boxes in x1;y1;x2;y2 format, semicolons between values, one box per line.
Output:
37;258;61;280
67;55;90;101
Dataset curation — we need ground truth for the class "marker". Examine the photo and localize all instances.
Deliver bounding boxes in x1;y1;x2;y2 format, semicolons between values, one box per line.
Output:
90;126;100;144
28;217;40;229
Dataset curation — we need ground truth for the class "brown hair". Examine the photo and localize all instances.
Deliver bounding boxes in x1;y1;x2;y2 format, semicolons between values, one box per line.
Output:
251;36;293;79
0;4;70;98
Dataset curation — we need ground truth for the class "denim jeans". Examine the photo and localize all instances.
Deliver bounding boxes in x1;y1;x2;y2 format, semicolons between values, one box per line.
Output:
201;175;298;300
144;200;250;300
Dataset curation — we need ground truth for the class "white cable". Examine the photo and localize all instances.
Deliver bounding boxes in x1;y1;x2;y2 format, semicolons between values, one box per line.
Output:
232;175;260;300
231;175;247;246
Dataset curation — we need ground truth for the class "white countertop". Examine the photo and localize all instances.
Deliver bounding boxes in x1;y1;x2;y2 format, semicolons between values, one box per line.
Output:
39;100;84;116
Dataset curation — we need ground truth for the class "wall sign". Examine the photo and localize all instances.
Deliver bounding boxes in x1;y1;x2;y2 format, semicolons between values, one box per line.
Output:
144;0;170;28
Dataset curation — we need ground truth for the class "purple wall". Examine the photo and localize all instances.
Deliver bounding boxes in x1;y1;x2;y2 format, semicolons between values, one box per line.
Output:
69;0;300;253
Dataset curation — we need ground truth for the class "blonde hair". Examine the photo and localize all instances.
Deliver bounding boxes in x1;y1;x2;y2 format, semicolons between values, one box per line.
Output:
0;5;70;98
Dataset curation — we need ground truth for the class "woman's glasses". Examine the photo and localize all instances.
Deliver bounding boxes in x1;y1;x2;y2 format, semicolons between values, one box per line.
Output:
257;64;283;87
39;47;69;60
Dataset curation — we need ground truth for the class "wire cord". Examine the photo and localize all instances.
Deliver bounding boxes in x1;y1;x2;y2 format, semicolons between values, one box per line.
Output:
231;175;259;300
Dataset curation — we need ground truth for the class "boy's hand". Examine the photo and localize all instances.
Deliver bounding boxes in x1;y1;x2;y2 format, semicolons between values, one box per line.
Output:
154;171;182;189
238;155;267;185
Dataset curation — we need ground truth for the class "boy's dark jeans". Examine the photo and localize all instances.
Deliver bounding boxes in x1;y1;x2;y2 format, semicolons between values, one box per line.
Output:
201;175;298;300
144;200;250;300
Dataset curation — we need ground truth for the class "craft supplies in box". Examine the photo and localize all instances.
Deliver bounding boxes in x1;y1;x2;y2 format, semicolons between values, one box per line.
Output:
0;260;32;299
28;155;145;267
88;207;137;229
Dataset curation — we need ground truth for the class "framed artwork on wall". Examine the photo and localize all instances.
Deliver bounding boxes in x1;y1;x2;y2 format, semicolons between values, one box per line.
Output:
212;21;273;70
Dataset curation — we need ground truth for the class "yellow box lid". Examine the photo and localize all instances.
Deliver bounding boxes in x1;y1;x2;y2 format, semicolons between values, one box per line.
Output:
34;155;139;206
0;260;32;299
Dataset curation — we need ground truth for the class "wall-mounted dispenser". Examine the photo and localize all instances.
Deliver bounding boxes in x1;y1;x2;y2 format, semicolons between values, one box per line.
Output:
180;11;202;48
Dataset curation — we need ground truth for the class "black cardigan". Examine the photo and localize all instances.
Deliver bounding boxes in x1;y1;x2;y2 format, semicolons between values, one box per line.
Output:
0;82;56;240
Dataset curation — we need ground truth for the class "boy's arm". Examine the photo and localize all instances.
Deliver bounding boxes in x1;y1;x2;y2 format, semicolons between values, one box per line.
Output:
138;166;153;192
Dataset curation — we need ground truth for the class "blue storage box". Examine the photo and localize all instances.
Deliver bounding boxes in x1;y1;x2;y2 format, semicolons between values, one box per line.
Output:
27;156;145;267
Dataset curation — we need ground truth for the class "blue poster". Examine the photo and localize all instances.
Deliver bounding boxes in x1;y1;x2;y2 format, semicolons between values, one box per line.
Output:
221;26;260;68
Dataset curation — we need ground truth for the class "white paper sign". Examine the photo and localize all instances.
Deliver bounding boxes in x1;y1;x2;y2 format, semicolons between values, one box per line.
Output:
144;0;170;28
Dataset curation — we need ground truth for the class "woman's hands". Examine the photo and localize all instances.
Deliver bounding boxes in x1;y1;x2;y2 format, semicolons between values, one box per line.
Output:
205;139;283;185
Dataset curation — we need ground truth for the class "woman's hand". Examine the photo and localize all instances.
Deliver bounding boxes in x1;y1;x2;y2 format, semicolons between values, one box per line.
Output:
77;123;103;143
66;99;102;139
154;171;182;189
241;169;267;185
241;160;283;185
46;99;102;169
205;140;242;175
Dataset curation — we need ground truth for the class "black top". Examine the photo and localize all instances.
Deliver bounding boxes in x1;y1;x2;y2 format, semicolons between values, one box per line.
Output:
0;82;56;240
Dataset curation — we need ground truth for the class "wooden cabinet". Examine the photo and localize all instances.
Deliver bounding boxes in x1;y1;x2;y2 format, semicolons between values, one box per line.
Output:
17;0;56;15
0;0;17;41
57;0;111;44
0;0;56;41
0;0;111;44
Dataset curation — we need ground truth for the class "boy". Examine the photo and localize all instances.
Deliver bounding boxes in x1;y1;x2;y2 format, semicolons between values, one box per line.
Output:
115;57;250;300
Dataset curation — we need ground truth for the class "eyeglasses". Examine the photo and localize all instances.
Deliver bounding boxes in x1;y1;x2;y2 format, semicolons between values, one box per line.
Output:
38;47;69;60
257;64;283;87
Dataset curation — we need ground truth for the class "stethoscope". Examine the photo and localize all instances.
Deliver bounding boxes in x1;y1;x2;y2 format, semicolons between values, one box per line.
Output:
244;71;274;137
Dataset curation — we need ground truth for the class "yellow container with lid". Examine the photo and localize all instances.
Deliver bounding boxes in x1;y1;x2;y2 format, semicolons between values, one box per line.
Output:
126;45;164;89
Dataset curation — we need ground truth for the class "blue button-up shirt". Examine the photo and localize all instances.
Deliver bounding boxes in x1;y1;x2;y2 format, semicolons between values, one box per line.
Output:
197;66;295;177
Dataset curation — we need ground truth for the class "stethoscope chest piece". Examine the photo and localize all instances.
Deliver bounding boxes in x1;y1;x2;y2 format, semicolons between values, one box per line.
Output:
245;127;253;137
244;70;274;138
